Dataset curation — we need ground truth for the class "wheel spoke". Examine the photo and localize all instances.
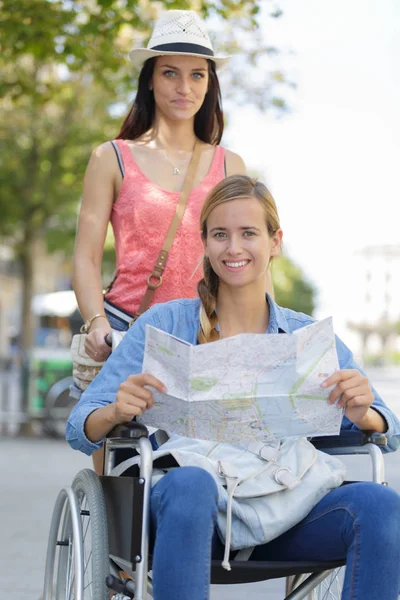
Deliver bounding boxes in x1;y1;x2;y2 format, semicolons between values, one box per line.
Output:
67;564;74;600
84;550;92;574
314;567;343;600
66;535;74;600
82;516;90;541
79;494;93;597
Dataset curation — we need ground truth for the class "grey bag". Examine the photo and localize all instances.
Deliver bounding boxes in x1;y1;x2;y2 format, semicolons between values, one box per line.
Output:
111;434;346;570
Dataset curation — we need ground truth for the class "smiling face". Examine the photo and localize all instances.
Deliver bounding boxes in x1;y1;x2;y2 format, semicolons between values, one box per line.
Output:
203;197;282;291
151;55;210;122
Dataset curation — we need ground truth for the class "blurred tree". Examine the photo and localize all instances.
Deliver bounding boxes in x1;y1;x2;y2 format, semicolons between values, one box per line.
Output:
0;0;290;429
272;255;316;316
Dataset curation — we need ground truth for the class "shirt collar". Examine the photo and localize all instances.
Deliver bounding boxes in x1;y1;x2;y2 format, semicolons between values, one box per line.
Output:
266;293;290;334
213;293;290;335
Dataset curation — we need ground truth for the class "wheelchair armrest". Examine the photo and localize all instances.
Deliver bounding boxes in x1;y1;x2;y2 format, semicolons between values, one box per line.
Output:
310;430;387;450
107;421;149;440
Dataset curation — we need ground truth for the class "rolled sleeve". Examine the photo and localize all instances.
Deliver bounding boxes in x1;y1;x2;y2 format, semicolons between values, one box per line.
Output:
66;409;104;456
369;404;400;453
66;307;161;455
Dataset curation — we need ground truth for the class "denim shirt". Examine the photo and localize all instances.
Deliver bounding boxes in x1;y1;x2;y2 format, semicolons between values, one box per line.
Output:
66;296;400;455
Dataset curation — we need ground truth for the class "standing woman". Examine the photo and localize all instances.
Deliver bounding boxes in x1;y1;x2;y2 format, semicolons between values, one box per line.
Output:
73;10;248;473
73;10;247;357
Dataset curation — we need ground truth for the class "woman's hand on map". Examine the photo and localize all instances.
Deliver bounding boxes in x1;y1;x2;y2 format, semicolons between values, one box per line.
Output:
323;369;374;425
114;374;167;424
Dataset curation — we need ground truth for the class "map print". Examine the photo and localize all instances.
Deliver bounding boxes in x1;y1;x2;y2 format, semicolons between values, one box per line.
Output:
139;318;343;442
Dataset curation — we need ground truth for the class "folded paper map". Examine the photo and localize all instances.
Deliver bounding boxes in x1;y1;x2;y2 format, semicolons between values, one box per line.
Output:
139;318;343;442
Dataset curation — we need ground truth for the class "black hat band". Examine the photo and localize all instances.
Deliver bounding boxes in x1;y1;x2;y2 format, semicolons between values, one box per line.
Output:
151;42;214;57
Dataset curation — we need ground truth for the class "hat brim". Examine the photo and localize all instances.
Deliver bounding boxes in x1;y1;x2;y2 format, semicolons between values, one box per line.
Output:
129;48;230;70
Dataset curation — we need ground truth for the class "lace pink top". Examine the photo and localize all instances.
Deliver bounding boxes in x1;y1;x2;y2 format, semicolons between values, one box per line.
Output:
105;140;225;315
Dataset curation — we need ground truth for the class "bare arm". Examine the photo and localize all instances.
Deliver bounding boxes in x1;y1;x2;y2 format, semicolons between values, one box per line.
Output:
73;142;120;359
355;409;387;433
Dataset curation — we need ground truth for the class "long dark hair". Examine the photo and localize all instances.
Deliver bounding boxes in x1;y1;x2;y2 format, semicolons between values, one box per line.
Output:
117;57;224;145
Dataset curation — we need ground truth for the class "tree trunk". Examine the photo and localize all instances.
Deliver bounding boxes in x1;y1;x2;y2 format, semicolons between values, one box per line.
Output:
18;229;36;435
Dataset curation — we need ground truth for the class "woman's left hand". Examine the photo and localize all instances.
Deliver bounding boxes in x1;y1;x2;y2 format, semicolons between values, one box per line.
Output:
323;369;374;426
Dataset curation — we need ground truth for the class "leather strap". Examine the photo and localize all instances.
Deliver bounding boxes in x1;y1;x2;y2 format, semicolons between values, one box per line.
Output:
133;141;202;321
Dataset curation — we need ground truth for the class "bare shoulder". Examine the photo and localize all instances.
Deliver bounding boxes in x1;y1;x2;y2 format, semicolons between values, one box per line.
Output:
87;141;119;172
223;148;247;176
82;141;120;207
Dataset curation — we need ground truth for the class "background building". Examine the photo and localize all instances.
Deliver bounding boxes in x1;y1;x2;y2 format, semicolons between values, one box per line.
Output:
347;244;400;363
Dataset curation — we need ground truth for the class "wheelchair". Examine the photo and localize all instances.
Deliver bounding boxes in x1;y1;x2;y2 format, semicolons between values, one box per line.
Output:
42;423;389;600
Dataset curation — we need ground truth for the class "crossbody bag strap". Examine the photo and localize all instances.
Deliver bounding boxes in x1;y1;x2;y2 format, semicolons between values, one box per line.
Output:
133;141;202;320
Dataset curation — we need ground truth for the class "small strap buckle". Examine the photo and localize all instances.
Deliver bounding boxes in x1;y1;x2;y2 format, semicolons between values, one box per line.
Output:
147;274;163;290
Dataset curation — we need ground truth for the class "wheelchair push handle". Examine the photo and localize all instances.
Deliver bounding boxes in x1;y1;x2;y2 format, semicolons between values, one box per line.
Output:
104;331;126;351
107;421;149;440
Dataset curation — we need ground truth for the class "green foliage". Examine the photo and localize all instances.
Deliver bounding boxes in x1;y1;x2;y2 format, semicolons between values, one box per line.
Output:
0;70;119;252
272;255;316;316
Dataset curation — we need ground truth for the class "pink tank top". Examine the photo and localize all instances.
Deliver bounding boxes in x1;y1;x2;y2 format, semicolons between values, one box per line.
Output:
105;140;225;315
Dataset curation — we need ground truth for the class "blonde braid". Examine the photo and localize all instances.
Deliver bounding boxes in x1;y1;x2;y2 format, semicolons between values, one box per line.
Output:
197;258;220;344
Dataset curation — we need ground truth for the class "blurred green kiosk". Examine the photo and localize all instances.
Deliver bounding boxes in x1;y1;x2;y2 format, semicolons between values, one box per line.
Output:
31;291;81;437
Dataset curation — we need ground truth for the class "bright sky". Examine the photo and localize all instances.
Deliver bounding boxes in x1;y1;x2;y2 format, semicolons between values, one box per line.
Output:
224;0;400;348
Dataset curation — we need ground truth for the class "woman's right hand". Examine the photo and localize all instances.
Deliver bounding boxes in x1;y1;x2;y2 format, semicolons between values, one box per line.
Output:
114;374;167;424
84;327;112;362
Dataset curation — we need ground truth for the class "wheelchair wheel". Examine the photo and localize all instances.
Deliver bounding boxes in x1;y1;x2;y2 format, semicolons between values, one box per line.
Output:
44;469;109;599
308;567;344;599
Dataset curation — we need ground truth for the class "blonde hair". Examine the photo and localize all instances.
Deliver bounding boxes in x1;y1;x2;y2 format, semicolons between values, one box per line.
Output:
197;174;281;344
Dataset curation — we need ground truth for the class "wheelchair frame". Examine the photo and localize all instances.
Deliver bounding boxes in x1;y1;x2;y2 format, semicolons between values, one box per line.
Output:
43;425;388;600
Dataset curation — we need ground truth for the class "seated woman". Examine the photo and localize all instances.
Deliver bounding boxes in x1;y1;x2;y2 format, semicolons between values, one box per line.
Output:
67;175;400;600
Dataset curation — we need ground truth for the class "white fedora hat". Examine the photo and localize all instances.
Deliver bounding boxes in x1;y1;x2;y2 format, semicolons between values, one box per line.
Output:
129;10;230;69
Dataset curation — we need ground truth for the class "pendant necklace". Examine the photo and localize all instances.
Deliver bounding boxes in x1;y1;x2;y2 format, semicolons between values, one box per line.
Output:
162;144;195;176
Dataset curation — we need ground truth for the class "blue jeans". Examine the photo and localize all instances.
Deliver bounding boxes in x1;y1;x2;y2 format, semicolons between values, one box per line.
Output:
104;304;131;332
150;468;400;600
